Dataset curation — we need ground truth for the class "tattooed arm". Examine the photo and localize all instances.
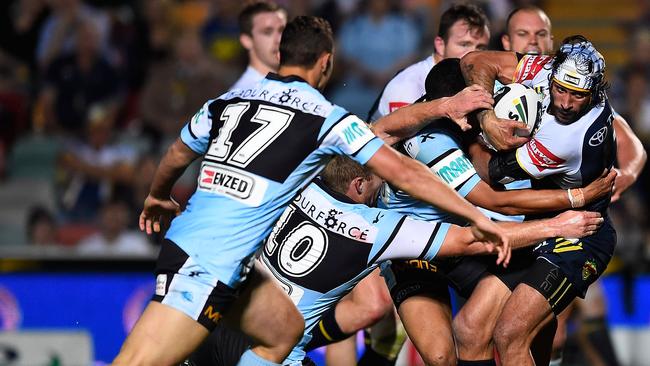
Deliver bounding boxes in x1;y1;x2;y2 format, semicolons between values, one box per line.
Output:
460;51;528;150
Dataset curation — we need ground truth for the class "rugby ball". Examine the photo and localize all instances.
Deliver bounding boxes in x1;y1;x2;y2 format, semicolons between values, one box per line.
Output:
493;83;543;136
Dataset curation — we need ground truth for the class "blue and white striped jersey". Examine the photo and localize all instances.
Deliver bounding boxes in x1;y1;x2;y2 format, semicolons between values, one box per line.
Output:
260;179;450;364
379;122;483;224
165;73;384;288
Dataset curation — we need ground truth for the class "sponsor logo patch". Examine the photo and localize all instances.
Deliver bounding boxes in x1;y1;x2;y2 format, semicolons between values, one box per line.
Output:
388;102;409;112
514;55;553;82
526;138;566;171
199;163;255;199
432;149;476;189
589;126;608;146
563;73;581;86
333;115;375;154
155;274;167;296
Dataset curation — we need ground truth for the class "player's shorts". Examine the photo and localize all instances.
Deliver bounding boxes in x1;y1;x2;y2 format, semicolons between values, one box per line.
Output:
380;259;450;308
380;256;491;306
486;247;537;291
531;216;616;299
153;240;240;331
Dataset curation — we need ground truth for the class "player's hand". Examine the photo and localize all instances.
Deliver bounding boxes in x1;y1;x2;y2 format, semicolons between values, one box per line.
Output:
139;194;181;235
553;210;603;238
611;168;634;203
479;111;530;150
471;217;511;267
443;84;494;130
583;169;617;203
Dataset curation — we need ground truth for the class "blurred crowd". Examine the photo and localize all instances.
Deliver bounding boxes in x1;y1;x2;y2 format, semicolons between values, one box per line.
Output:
0;0;648;267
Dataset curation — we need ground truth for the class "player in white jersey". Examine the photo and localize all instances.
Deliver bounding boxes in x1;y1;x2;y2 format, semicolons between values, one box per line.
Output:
230;2;286;91
113;16;505;366
453;8;647;366
460;36;617;366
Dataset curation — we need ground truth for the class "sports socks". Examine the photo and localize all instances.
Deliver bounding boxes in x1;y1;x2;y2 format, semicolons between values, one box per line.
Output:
236;349;281;366
305;309;352;350
358;345;396;366
457;360;497;366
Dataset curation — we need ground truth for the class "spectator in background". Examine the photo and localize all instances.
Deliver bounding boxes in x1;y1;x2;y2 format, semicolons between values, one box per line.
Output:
37;18;122;137
77;199;153;255
139;29;233;149
36;0;110;70
26;205;59;245
329;0;421;116
230;0;286;90
57;103;138;223
201;0;243;69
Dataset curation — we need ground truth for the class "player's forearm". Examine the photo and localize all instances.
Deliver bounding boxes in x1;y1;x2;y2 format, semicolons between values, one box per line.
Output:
460;51;518;93
397;157;487;225
498;219;560;249
492;189;572;215
149;138;199;199
614;115;647;180
371;98;449;145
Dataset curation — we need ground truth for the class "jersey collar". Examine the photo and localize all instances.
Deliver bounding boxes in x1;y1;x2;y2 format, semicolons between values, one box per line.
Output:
266;72;309;85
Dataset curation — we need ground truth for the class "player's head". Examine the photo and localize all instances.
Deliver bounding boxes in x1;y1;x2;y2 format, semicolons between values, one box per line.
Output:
239;1;287;73
420;58;480;136
279;16;334;89
502;6;553;55
549;35;607;123
434;4;490;60
321;156;383;207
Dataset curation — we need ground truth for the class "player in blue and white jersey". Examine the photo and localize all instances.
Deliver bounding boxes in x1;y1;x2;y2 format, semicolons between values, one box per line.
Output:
185;155;603;366
459;36;620;365
113;16;505;366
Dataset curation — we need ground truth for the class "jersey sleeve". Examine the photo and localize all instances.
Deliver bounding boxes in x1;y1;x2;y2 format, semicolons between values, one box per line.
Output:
180;100;214;154
403;132;481;197
374;80;423;120
367;212;451;264
319;108;384;164
514;137;572;179
512;55;554;87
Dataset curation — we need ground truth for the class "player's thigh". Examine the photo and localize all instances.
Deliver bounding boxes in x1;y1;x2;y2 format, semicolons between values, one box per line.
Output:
115;301;209;366
234;261;304;346
453;274;511;338
349;268;392;311
398;292;454;362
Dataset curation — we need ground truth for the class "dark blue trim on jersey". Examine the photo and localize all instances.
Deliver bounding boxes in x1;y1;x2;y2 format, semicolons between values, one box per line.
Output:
419;222;441;259
313;178;357;205
454;176;475;192
266;72;309;85
426;148;456;168
368;216;407;265
351;136;382;158
187;120;198;139
317;112;353;145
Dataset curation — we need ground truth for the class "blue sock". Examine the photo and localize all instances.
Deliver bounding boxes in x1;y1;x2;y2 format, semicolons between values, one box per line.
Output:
236;349;282;366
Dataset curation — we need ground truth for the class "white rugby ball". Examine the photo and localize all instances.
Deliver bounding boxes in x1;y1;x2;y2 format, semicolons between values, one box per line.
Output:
493;83;543;136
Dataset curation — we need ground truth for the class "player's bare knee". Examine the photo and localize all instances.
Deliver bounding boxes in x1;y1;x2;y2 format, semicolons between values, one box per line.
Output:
420;347;456;366
364;297;393;324
453;311;490;349
493;320;522;353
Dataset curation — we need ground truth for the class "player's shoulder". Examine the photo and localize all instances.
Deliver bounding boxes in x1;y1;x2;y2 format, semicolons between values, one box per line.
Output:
513;54;554;83
403;124;462;159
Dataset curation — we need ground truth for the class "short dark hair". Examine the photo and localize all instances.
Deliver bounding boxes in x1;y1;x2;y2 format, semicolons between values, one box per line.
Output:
438;4;489;41
321;155;374;195
279;16;333;67
238;1;283;36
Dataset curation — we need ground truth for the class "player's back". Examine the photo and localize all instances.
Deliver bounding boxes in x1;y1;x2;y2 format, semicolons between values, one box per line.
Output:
260;178;449;363
166;73;383;288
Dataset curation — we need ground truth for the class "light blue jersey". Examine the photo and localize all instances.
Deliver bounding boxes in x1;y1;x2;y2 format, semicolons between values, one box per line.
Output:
260;179;450;364
165;73;383;288
379;123;481;224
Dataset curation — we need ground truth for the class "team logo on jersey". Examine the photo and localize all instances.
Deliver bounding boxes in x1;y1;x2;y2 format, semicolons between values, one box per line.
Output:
514;55;553;82
582;259;598;281
526;138;565;171
589;126;608;146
